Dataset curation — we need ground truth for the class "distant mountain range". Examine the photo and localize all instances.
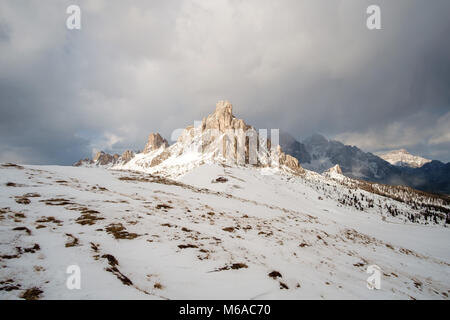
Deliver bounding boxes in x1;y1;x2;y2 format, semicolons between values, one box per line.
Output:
280;133;450;195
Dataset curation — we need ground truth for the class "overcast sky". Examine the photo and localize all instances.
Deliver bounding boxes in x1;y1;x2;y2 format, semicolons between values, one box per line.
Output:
1;0;449;165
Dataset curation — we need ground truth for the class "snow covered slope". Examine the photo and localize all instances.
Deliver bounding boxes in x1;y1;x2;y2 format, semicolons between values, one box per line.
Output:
378;149;431;168
1;163;449;299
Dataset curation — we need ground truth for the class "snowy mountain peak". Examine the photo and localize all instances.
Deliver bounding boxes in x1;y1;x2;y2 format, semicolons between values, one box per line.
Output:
323;164;345;180
93;151;119;165
109;100;305;177
327;164;343;175
378;149;431;168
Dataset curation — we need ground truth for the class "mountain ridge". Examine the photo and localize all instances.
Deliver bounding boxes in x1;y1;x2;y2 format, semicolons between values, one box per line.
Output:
279;132;450;195
73;103;449;196
78;101;304;177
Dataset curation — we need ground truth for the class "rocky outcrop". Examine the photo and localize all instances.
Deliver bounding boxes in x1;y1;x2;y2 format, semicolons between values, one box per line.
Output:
201;100;250;133
327;164;343;175
93;151;120;166
197;100;304;173
323;164;345;180
143;133;168;153
121;150;135;164
277;145;305;174
74;151;120;167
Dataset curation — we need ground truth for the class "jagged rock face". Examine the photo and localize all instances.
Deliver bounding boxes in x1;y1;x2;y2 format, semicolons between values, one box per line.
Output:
278;149;303;174
201;100;250;132
93;151;119;166
121;150;135;164
74;151;123;167
197;101;303;173
143;133;168;154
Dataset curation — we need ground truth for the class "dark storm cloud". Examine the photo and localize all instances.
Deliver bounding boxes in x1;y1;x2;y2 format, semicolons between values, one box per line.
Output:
0;0;449;164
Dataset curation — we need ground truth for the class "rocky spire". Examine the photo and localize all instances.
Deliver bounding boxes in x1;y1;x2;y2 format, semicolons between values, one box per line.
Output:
143;133;168;154
201;100;249;133
198;100;304;174
277;145;304;174
107;100;305;176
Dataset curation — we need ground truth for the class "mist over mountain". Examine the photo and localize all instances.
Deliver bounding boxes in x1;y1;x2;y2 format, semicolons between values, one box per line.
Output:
279;133;450;195
401;161;450;195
